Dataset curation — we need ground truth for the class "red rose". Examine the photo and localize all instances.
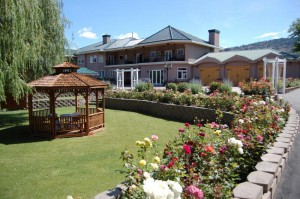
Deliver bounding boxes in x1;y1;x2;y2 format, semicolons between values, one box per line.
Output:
183;144;191;154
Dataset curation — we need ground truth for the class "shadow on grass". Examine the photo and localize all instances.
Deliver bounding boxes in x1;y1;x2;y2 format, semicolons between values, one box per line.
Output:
0;125;51;145
0;111;28;128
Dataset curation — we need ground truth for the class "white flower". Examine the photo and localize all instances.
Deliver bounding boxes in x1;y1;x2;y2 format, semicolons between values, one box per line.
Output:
150;163;159;170
259;101;266;105
238;119;244;124
236;140;243;148
143;172;151;179
66;196;73;199
238;147;244;154
167;180;183;199
252;102;258;106
143;178;182;199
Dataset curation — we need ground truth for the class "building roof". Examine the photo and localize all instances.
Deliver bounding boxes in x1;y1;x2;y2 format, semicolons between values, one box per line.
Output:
28;62;107;89
138;25;211;46
77;67;98;75
194;49;280;64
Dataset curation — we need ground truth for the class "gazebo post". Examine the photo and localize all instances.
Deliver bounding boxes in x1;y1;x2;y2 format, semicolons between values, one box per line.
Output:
28;93;33;132
85;91;90;135
95;91;99;109
102;89;105;126
75;92;78;112
49;91;56;138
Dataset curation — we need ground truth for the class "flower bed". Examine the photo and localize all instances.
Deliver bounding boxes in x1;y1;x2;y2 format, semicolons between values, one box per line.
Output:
118;95;290;199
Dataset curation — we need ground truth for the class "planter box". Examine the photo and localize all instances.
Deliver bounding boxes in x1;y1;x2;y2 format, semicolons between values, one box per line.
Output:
105;97;234;126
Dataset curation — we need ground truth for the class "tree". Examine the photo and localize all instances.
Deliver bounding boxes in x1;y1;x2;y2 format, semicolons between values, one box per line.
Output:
0;0;67;102
288;18;300;52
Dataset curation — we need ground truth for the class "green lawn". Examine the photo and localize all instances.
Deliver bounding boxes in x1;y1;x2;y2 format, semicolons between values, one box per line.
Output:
0;108;183;199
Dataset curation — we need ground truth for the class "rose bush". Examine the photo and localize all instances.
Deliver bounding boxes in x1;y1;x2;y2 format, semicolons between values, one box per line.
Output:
120;92;290;198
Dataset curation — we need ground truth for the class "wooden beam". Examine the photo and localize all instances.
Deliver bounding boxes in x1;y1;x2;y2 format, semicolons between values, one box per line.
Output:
49;91;56;138
95;91;99;109
28;93;33;133
85;91;90;135
75;92;78;112
102;89;105;126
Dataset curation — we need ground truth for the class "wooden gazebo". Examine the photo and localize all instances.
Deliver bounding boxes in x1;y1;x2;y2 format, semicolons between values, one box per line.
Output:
28;62;107;138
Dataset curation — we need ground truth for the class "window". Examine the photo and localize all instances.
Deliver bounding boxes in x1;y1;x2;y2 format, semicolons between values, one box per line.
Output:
136;53;143;63
98;55;104;63
177;68;187;79
110;70;115;78
150;51;156;58
108;55;114;65
119;55;123;60
78;59;84;64
99;70;105;79
90;55;97;63
177;49;184;56
164;50;172;61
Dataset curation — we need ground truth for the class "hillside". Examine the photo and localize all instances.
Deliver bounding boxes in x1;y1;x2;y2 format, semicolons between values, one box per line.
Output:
225;37;297;53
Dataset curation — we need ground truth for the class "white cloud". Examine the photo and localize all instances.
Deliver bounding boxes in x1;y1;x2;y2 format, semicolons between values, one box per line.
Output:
78;27;98;39
254;30;288;40
115;32;140;39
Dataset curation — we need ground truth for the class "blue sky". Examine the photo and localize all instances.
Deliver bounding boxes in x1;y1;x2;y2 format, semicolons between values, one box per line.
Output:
63;0;300;49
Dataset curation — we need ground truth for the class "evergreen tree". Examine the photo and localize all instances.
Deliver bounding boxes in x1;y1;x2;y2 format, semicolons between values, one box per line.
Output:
288;18;300;52
0;0;67;102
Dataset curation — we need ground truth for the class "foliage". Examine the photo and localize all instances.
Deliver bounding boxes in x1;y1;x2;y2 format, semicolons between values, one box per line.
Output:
166;83;178;92
135;82;154;92
120;95;290;198
177;82;189;93
208;81;222;93
239;78;273;96
288;18;300;52
286;78;300;88
0;0;68;102
188;79;203;94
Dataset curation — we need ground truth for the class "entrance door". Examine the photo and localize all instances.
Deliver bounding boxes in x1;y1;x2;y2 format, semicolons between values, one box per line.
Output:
150;70;163;85
200;67;220;85
227;66;249;86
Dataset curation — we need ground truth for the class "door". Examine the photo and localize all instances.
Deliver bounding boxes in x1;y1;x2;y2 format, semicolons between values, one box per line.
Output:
227;66;249;86
150;70;163;85
200;67;220;85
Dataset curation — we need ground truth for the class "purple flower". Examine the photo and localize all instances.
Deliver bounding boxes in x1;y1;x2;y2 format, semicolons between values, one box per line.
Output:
185;185;204;199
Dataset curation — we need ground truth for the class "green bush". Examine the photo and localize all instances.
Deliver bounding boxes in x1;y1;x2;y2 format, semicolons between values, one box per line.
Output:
166;83;177;91
219;80;232;93
209;81;221;92
188;79;203;94
177;82;189;93
135;82;154;92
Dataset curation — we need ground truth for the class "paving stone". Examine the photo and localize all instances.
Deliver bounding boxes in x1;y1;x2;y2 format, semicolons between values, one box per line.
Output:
283;126;296;131
262;191;271;199
247;171;274;193
273;142;290;153
233;182;263;199
266;147;285;155
282;129;296;135
271;179;277;199
94;184;125;199
278;133;293;138
276;167;282;183
261;154;282;164
275;137;291;143
255;161;279;175
283;152;288;161
280;158;286;171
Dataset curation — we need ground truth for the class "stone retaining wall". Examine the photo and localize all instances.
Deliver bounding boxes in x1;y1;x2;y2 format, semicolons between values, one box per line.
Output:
105;97;234;126
233;108;300;199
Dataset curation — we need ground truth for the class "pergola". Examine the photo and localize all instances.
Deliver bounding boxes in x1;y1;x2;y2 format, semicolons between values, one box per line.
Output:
263;57;287;94
28;62;107;138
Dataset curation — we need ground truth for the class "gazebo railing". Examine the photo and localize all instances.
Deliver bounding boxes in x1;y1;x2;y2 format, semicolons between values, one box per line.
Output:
32;109;50;116
77;107;102;115
58;115;86;132
89;111;104;130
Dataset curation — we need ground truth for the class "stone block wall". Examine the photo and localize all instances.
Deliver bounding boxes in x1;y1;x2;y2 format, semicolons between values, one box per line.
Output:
105;97;234;126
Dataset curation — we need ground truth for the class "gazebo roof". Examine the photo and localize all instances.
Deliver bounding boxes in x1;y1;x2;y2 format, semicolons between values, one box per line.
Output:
28;62;107;89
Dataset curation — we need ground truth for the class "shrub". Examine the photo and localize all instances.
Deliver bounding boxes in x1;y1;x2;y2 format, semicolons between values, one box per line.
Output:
239;78;273;96
209;81;222;92
219;82;232;93
177;82;189;93
135;82;154;92
166;83;177;91
189;79;203;94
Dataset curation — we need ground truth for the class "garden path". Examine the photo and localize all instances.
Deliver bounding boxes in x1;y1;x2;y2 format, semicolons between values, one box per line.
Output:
275;88;300;199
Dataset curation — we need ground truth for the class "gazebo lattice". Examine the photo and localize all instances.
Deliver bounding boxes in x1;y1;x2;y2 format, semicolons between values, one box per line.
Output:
28;62;107;138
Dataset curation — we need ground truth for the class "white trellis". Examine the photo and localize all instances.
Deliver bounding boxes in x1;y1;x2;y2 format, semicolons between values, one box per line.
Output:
263;57;287;94
116;68;140;90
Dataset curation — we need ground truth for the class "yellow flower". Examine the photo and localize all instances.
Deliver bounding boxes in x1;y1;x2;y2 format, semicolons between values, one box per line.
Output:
154;156;161;164
144;137;151;143
135;141;141;146
139;160;147;167
214;130;221;136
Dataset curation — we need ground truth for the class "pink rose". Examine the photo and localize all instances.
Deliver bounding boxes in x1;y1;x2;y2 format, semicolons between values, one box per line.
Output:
185;123;191;127
185;185;204;199
256;135;263;142
151;134;158;141
178;128;185;133
183;144;191;155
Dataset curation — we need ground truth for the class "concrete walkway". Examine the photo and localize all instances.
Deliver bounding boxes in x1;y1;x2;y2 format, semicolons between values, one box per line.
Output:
275;88;300;199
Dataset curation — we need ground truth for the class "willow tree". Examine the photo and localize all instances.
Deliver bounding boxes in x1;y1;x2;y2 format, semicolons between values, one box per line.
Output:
0;0;67;102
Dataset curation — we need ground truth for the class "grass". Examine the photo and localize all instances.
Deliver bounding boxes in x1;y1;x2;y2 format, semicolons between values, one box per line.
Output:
0;107;183;199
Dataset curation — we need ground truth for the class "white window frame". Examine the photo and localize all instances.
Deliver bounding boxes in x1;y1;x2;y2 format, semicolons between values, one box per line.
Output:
78;59;84;64
164;50;172;61
177;67;187;80
177;48;184;56
99;70;105;78
90;55;97;63
98;55;104;63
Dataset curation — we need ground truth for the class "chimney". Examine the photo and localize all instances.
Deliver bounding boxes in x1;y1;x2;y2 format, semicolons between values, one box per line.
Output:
102;34;111;44
208;29;220;52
